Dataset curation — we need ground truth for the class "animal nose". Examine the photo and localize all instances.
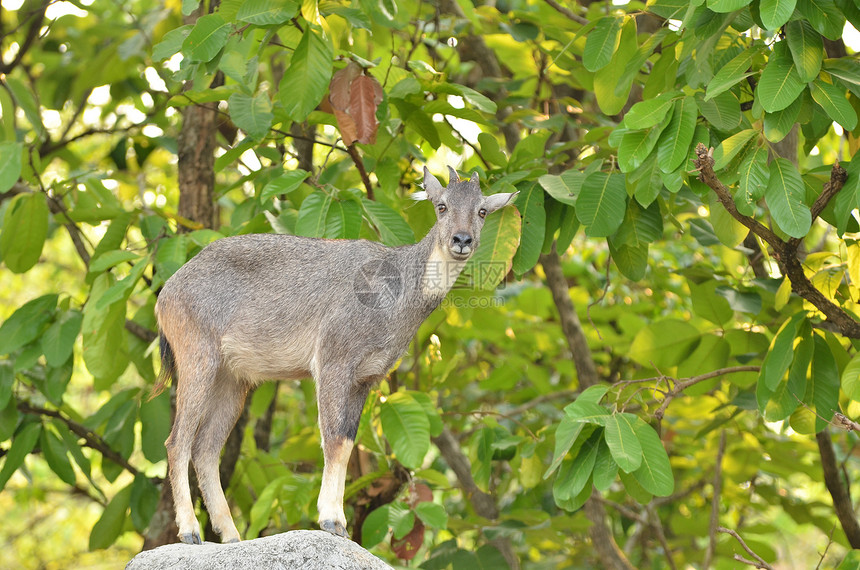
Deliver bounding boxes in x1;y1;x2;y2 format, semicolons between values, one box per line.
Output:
452;233;473;250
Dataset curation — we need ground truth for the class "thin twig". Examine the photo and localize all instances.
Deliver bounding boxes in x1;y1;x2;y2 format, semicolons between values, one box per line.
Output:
717;526;774;569
653;366;761;420
703;431;727;569
543;0;589;24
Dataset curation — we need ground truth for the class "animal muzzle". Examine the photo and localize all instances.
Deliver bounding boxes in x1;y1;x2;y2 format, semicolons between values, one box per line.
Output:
450;232;474;258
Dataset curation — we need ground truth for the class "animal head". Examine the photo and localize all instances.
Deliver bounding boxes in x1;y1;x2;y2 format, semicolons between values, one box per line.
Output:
415;166;518;261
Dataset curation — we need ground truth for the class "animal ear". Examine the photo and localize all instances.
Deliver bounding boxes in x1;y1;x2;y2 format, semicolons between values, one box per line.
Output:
447;166;460;184
483;191;519;214
469;171;479;186
423;167;445;201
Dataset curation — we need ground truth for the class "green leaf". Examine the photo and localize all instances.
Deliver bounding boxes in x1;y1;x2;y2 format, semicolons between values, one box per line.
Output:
657;97;697;173
512;184;545;275
236;0;298;24
380;392;430;469
576;172;627;237
609;242;648;281
0;423;42;490
592;439;619;491
786;20;824;82
759;0;797;29
478;133;507;167
183;13;231;62
631;420;674;496
362;505;390;547
690;280;734;326
324;199;362;239
708;0;752;11
594;19;637;115
706;47;760;101
89;483;132;550
736;146;769;216
583;17;622;72
0;141;22;193
825;58;860;88
797;0;846;39
155;235;187;282
130;474;159;533
228;92;273;140
604;413;643;473
624;94;676;130
41;427;76;485
759;313;805;391
89;250;140;273
811;334;840;430
152;25;191;61
618;128;661;173
713;129;758;171
278;27;333;121
842;352;860;401
765;157;811;238
697;91;741;131
810;79;858;131
140;392;170;463
630;319;701;369
464;204;521;290
764;95;803;143
362;199;415;246
295;191;332;238
538;171;584;206
758;45;806;113
415;502;448;529
546;416;585;479
611;200;663;248
556;430;601;499
81;274;128;386
0;294;58;355
260;170;310;201
41;310;83;367
0;192;50;273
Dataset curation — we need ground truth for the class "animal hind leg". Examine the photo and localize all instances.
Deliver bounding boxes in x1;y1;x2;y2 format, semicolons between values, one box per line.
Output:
316;375;372;538
191;367;248;543
166;356;219;545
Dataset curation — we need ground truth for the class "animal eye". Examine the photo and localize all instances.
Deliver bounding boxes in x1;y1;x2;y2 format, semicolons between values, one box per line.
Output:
478;208;487;219
437;203;447;213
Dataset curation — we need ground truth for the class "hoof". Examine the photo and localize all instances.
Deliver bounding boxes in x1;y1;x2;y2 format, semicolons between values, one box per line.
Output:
320;519;349;538
179;530;202;545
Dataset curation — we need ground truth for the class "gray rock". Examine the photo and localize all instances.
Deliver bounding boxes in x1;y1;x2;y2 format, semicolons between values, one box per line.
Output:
125;530;394;570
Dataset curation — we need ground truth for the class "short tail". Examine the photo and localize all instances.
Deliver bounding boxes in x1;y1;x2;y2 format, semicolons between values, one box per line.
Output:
149;332;176;400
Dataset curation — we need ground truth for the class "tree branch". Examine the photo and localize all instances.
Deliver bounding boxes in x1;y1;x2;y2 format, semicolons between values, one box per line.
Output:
346;144;374;200
17;402;151;481
692;144;783;250
816;430;860;548
694;144;860;339
703;430;727;569
717;527;774;569
653;366;760;421
543;0;589;24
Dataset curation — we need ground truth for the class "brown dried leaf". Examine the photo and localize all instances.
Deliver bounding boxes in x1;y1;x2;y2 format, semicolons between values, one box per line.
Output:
391;519;424;561
329;61;362;111
349;74;384;145
408;482;433;506
333;108;358;146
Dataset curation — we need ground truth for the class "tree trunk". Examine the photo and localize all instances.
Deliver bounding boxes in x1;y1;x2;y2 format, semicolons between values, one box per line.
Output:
142;0;224;551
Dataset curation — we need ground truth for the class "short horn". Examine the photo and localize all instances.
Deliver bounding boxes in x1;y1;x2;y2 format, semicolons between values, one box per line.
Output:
447;166;460;184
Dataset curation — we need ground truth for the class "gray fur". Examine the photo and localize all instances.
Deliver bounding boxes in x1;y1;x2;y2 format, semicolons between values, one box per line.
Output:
154;167;517;544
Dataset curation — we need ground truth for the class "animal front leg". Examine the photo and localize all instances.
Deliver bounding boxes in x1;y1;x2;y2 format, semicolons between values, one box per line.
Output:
315;377;371;538
317;436;354;537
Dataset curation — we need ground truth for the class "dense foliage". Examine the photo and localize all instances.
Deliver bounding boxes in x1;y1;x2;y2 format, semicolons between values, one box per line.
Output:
3;0;860;567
